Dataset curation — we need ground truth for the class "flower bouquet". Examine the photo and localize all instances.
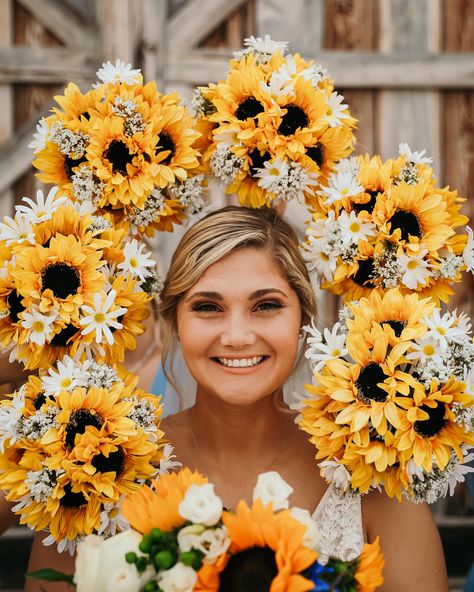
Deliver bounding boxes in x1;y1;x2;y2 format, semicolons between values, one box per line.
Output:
298;289;474;502
193;35;356;208
301;144;473;303
0;187;160;369
0;358;170;553
30;60;204;235
29;469;385;591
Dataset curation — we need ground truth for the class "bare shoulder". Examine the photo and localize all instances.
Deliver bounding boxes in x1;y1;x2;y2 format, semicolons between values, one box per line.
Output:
362;491;448;592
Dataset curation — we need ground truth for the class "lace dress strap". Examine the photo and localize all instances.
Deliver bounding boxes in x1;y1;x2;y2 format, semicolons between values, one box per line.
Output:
311;484;364;564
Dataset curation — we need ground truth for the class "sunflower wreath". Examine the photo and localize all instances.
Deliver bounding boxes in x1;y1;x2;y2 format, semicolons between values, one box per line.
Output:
45;470;383;592
0;359;172;553
29;60;204;236
301;143;474;303
297;289;474;502
0;187;161;369
193;35;357;209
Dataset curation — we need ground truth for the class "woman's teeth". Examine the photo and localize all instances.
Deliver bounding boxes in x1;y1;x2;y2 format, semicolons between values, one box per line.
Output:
217;356;264;368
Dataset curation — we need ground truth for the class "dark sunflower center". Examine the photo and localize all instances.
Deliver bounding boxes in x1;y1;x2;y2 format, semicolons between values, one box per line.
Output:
218;546;277;592
64;155;86;180
41;263;81;299
80;111;91;121
306;143;325;167
65;409;103;450
414;403;447;437
382;320;407;338
249;149;271;176
388;209;422;241
92;447;125;475
356;363;389;403
104;139;134;175
7;290;25;323
352;258;376;288
60;484;87;508
352;190;379;214
34;393;47;410
156;131;175;165
236;97;264;121
278;105;309;136
50;324;79;347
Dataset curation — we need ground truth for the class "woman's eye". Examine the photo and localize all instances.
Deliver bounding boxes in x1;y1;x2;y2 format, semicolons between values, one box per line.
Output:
192;302;221;312
255;300;283;312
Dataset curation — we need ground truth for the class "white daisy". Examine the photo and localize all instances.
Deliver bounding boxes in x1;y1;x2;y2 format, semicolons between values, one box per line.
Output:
301;239;338;282
79;290;128;345
98;498;130;537
277;55;328;87
321;171;364;206
117;239;155;282
0;385;26;453
422;309;465;349
243;35;288;56
28;117;50;153
254;159;289;191
399;142;433;165
463;226;474;273
446;448;474;496
406;335;443;364
41;356;83;396
21;307;57;346
305;322;347;372
324;92;350;127
0;214;35;245
159;443;182;474
259;74;293;98
398;250;431;289
337;210;376;245
318;459;351;491
16;187;68;224
463;366;474;398
337;156;360;176
95;59;141;86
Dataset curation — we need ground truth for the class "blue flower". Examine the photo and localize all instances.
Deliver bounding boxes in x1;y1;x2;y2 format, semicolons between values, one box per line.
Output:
304;560;338;592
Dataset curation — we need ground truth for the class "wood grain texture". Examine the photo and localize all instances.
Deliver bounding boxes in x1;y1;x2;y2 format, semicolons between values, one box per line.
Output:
199;0;255;49
324;0;379;51
0;0;13;217
441;0;474;314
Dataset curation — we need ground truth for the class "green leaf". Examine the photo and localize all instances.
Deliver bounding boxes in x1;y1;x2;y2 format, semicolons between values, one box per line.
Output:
26;568;75;585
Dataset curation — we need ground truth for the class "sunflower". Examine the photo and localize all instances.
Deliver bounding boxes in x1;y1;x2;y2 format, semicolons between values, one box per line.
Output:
86;116;158;209
346;289;435;346
373;182;455;252
122;468;208;533
198;499;317;592
51;82;105;134
395;377;474;473
13;233;106;323
33;141;79;192
355;537;385;592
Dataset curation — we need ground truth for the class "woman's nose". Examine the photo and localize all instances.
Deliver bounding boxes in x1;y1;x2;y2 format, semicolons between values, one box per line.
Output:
220;314;256;348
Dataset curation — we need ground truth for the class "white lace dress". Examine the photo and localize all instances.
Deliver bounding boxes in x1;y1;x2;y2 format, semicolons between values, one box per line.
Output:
311;484;365;564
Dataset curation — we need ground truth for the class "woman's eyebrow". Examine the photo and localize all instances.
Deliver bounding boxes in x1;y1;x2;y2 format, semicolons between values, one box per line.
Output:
185;290;223;302
250;288;287;299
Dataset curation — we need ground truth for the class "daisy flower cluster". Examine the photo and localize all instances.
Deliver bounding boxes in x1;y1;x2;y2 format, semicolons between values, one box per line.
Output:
302;144;473;303
0;187;161;369
29;59;204;236
298;289;474;503
0;361;167;553
52;469;383;592
193;35;356;208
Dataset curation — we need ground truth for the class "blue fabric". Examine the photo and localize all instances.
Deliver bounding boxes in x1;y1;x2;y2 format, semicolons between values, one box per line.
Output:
150;363;180;418
150;363;167;398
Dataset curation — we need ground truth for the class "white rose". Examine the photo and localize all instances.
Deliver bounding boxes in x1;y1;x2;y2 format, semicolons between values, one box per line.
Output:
75;535;103;592
178;483;223;526
178;524;230;563
291;507;321;550
252;471;293;510
318;460;351;491
157;562;198;592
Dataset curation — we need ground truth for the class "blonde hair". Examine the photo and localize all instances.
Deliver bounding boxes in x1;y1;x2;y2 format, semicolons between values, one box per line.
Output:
159;206;317;396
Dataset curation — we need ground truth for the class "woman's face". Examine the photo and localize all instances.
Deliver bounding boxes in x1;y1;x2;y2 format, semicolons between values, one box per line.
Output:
176;247;303;406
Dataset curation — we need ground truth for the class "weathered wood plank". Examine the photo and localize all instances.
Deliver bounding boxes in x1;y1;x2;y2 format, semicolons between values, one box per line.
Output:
324;0;379;50
98;0;139;64
342;89;376;155
16;0;97;49
0;0;12;217
256;0;323;55
441;0;474;316
0;46;96;83
167;50;474;88
168;0;246;52
199;1;254;49
137;0;167;84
